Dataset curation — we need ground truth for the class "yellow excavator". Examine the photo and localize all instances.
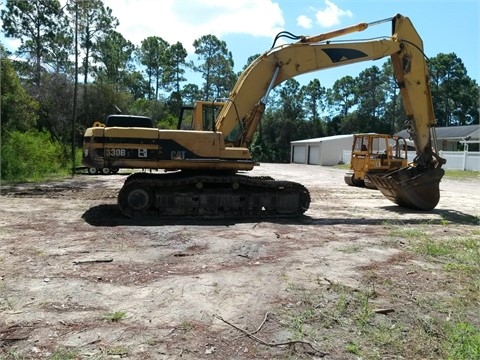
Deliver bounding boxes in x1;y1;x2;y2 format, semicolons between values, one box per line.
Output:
83;13;445;217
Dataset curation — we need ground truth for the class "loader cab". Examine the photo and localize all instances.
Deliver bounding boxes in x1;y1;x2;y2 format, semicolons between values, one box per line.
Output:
345;134;409;189
177;101;225;131
352;134;388;157
352;134;408;160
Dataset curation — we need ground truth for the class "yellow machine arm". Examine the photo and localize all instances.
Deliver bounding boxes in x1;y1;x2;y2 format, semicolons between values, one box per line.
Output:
216;14;442;168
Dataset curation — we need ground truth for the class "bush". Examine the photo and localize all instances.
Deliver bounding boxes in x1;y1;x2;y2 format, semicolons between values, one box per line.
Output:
1;130;68;181
157;113;178;129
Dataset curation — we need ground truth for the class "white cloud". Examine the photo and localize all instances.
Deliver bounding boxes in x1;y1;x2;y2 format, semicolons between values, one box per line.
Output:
103;0;285;53
297;15;313;29
314;0;353;28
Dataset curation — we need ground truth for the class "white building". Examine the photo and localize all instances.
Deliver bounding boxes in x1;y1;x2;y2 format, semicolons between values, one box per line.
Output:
290;134;353;165
291;125;480;170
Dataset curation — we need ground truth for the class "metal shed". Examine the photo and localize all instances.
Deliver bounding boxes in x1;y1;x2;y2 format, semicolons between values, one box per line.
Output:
290;134;353;165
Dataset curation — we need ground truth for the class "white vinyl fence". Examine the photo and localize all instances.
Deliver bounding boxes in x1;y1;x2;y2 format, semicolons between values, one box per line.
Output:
342;150;480;171
438;151;480;171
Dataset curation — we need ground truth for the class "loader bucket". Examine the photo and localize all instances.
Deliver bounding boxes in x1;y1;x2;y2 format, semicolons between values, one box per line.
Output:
368;166;444;211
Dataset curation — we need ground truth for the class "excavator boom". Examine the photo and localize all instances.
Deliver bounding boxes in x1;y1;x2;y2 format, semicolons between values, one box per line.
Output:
216;39;402;145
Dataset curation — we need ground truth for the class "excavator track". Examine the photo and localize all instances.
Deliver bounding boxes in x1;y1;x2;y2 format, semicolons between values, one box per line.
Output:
118;172;311;218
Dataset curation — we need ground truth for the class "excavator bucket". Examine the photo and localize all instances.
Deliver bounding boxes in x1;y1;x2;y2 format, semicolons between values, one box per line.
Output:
368;166;444;211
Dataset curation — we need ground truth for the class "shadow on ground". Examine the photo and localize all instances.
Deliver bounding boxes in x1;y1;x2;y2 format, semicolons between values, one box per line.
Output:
81;204;478;227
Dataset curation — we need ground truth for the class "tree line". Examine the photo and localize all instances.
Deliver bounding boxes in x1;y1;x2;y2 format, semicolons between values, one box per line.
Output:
1;0;479;180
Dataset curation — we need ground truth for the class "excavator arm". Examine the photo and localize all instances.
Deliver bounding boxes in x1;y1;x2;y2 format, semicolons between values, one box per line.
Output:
217;15;438;159
389;15;445;168
215;13;445;210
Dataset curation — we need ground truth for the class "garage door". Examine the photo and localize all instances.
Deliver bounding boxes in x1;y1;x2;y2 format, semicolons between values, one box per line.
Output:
308;146;320;165
292;145;306;163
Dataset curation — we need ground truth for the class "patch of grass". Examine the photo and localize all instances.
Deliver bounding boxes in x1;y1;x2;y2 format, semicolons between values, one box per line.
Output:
381;219;404;227
279;266;479;359
277;224;479;358
289;312;308;339
415;236;480;276
369;321;406;351
388;226;479;276
389;227;429;240
439;218;450;226
177;320;195;332
6;298;16;310
445;322;480;359
346;341;360;355
283;283;380;335
335;292;349;315
106;346;129;356
284;286;323;339
0;292;17;310
283;283;345;339
49;348;78;360
334;164;350;170
417;238;453;257
337;244;362;254
443;169;480;180
3;350;26;360
103;310;127;322
398;229;480;311
354;288;375;330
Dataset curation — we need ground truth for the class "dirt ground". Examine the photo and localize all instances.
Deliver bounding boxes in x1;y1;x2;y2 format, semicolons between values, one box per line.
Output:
0;163;479;359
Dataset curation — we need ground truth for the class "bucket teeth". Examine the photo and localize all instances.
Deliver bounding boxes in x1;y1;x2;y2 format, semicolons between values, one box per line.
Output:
368;167;444;211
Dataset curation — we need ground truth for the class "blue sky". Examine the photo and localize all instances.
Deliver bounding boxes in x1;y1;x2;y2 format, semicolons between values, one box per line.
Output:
1;0;479;90
102;0;479;89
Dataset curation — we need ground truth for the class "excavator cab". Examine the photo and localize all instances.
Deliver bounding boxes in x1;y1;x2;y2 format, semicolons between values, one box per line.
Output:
177;101;224;131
